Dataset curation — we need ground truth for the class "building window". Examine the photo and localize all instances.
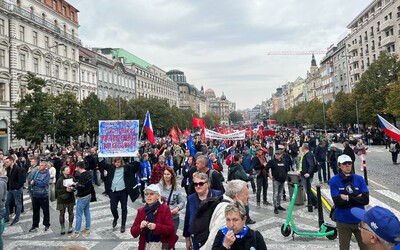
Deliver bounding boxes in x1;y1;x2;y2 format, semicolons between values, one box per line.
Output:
62;6;66;15
63;45;67;57
54;42;59;54
45;61;50;75
33;58;39;73
0;82;5;103
20;54;26;71
71;11;74;21
0;19;4;35
64;67;68;80
71;48;75;60
54;64;59;78
45;36;49;49
72;70;76;82
53;0;57;10
19;26;25;41
81;71;84;81
0;49;5;67
33;31;38;45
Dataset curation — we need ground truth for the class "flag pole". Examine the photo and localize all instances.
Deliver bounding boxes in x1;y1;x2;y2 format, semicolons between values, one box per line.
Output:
140;111;147;140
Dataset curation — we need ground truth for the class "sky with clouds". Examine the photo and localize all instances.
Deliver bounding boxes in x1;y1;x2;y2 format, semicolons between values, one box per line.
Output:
68;0;368;110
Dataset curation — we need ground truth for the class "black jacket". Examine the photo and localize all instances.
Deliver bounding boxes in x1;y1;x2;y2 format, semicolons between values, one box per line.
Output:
6;165;24;190
76;170;92;198
102;161;140;197
343;146;356;162
300;152;315;178
212;228;267;250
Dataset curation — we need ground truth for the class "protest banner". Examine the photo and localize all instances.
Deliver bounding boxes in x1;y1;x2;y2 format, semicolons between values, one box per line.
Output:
204;128;245;140
98;120;139;157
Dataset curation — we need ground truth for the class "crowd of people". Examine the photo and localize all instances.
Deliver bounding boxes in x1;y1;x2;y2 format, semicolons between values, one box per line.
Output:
0;127;399;250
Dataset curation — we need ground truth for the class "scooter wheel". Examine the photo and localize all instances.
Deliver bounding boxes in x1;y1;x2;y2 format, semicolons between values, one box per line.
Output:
326;228;338;240
281;224;291;237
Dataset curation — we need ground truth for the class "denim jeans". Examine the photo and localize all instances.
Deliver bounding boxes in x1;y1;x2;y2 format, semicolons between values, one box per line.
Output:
301;176;317;206
109;189;128;226
273;180;284;208
74;195;91;233
0;208;5;250
256;176;268;203
317;161;327;182
173;216;179;233
5;188;22;221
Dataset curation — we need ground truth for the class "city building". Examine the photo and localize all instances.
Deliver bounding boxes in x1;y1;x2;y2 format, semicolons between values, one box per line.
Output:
305;54;321;101
0;0;81;149
332;36;350;94
95;48;178;107
346;0;399;89
204;89;231;125
320;45;337;102
166;69;206;116
248;104;261;121
78;46;97;100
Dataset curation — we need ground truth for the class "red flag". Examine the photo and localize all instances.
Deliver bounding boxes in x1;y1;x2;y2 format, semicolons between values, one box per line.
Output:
229;126;234;134
192;117;206;128
222;125;227;134
176;126;183;137
183;128;191;138
238;126;243;131
258;125;264;139
169;127;178;144
200;127;205;140
216;124;221;133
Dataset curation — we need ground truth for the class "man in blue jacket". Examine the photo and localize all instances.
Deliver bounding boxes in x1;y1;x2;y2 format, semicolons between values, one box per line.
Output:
330;154;369;250
29;161;50;232
242;146;255;194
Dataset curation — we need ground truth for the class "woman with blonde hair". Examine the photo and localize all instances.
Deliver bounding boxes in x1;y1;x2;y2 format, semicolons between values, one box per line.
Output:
158;167;185;233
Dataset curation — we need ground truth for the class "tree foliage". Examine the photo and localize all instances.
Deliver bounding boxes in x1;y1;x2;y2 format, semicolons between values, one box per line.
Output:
353;51;400;125
229;111;244;123
12;73;53;145
385;81;400;120
203;112;220;127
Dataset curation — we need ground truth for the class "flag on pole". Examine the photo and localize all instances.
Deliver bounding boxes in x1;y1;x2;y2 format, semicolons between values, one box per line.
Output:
144;111;155;144
169;127;179;144
183;128;191;138
187;134;196;157
192;117;206;128
176;126;183;138
377;114;400;141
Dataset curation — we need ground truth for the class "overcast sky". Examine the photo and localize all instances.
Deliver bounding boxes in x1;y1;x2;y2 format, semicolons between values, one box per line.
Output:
68;0;368;110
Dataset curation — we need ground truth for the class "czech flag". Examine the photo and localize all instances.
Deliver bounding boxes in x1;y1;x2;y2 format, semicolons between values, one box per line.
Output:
377;114;400;142
144;111;155;144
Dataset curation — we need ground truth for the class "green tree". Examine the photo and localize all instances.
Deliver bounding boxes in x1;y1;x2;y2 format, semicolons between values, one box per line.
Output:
353;51;400;125
229;111;243;123
385;81;400;120
53;92;84;145
12;73;53;145
203;112;220;127
327;92;357;127
81;93;106;144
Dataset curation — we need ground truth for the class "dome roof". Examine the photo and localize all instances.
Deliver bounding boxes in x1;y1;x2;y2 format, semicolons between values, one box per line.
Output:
221;92;226;100
205;88;216;98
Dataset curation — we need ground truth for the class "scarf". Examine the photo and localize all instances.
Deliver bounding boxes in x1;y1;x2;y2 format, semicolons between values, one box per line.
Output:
339;172;360;197
221;225;249;245
144;201;161;243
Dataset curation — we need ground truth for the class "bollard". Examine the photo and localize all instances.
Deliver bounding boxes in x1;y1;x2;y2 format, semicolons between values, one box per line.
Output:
316;185;324;227
363;160;369;185
306;178;313;213
326;161;331;181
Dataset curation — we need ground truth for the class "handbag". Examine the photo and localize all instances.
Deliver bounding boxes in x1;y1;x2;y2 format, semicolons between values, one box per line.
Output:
145;242;169;250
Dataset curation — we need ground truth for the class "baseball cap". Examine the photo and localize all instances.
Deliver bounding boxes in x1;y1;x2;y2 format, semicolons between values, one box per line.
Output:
243;146;249;151
145;184;161;195
275;149;282;155
351;206;400;243
338;154;352;164
230;147;235;151
278;145;285;149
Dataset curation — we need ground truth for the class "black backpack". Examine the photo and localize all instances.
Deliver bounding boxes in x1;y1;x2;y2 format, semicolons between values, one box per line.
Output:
227;165;239;181
306;152;319;173
193;196;230;247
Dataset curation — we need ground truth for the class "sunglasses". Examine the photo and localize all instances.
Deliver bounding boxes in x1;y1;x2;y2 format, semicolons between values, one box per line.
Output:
193;182;207;187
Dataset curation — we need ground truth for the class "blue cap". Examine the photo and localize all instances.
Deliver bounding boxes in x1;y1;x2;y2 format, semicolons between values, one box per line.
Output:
243;146;249;150
351;206;400;243
230;147;235;151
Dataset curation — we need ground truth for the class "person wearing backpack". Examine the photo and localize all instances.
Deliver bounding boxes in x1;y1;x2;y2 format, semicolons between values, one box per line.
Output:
389;139;400;165
183;172;222;250
299;143;317;208
211;201;267;250
187;155;225;196
200;180;252;250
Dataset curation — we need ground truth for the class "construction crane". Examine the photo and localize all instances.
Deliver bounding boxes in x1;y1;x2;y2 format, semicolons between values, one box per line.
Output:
267;50;327;55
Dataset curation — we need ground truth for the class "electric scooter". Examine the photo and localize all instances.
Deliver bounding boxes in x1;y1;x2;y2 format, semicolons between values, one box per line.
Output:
281;183;337;240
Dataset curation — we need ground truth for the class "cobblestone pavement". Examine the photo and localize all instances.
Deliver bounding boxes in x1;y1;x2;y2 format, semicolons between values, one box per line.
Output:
4;145;399;250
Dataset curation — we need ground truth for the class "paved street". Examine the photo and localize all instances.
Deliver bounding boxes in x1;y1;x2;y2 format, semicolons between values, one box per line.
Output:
4;145;400;250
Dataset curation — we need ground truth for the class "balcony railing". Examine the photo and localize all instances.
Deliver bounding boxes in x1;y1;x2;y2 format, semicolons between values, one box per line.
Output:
0;2;81;44
380;19;394;31
381;36;395;46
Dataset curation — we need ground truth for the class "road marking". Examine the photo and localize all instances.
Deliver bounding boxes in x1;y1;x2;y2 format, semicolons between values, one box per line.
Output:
368;179;389;189
368;195;400;219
